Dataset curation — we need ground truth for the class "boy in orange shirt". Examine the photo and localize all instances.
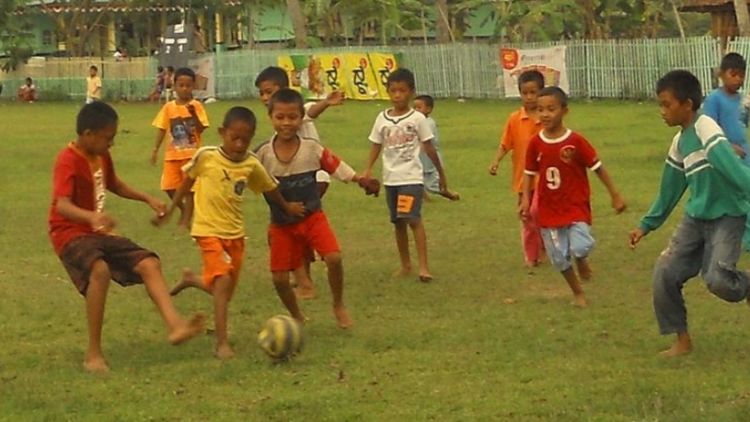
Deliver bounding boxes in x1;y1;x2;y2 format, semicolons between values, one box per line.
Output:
150;67;209;229
488;70;545;269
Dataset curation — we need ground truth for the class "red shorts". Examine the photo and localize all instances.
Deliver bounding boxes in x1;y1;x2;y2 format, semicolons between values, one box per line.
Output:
268;211;339;272
161;159;190;191
195;237;245;286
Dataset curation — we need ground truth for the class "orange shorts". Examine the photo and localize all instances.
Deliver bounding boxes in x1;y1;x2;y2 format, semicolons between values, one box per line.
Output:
195;237;245;287
268;211;339;272
161;159;190;191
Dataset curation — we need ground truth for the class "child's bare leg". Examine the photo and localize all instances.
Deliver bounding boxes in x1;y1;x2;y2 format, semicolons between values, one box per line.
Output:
409;219;432;282
134;257;204;345
575;257;592;281
660;332;692;357
212;275;235;360
84;260;111;373
323;252;352;329
292;260;316;299
272;271;306;323
561;267;587;307
171;268;210;296
394;220;412;276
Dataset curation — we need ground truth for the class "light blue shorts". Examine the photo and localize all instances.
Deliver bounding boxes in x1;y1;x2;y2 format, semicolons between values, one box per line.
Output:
540;222;595;272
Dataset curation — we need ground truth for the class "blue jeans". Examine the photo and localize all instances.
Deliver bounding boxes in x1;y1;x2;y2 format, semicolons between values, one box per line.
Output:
653;215;750;335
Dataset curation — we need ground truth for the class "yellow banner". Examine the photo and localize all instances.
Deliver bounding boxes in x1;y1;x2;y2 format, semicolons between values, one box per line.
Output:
343;53;381;100
367;53;398;99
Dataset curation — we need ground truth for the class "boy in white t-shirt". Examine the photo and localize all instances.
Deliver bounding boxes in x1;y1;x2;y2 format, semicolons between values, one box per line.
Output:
254;66;344;298
363;68;451;283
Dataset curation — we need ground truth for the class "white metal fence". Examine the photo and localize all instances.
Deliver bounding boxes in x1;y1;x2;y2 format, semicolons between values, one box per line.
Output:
0;37;743;101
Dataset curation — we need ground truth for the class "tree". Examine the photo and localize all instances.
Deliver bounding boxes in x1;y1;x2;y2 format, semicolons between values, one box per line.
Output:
0;0;33;71
287;0;308;48
735;0;750;36
435;0;451;43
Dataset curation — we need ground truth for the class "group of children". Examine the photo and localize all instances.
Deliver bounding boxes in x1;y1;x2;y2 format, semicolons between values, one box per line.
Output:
49;64;454;370
49;51;750;371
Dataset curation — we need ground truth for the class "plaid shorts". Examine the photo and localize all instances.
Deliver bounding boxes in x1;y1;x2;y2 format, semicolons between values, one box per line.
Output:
58;234;158;296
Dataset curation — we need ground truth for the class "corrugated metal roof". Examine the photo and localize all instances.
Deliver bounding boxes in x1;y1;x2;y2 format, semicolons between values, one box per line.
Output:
680;0;736;12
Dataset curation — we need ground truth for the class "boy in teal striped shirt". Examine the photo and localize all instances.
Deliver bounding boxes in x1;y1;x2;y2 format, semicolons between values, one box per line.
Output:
630;70;750;357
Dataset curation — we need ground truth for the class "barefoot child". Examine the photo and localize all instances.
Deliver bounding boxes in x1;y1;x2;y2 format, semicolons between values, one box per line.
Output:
255;88;380;328
254;66;345;299
150;67;209;229
520;87;626;307
629;70;750;357
48;102;204;372
489;70;545;269
363;68;452;283
154;107;304;359
414;94;460;201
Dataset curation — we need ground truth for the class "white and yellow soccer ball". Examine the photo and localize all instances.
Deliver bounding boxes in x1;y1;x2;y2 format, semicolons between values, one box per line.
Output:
257;315;303;361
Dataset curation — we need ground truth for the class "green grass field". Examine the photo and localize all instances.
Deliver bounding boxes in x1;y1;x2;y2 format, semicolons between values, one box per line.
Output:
2;98;750;421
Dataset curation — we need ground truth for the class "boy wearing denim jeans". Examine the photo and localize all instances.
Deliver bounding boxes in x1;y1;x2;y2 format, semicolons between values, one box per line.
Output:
630;70;750;357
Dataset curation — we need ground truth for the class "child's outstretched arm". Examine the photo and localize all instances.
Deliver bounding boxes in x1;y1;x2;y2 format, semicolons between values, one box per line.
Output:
422;139;449;193
629;162;688;249
306;90;345;118
264;188;306;218
363;143;382;179
152;176;194;226
150;129;167;165
110;177;166;217
593;166;626;213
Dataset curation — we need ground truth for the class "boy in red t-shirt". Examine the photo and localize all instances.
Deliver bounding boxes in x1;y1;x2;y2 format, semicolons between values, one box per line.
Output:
520;87;626;307
49;102;204;372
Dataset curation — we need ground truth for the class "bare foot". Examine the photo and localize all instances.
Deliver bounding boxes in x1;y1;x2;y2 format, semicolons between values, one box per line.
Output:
292;312;309;326
439;190;461;201
394;267;412;278
214;343;235;360
295;286;316;300
571;294;588;308
334;305;353;329
418;274;433;283
169;313;205;345
171;268;202;296
659;334;692;357
576;258;592;281
83;356;110;373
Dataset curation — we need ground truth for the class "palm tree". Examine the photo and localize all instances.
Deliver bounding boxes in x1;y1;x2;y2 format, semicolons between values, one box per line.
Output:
287;0;308;47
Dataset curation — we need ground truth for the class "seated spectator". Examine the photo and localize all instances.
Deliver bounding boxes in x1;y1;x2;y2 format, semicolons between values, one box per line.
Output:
17;77;38;103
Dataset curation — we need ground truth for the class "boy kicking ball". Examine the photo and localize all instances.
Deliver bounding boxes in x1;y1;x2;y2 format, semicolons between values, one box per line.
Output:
630;70;750;357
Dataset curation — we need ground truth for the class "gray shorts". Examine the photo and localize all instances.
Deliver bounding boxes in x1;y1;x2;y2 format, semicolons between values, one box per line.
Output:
385;184;423;223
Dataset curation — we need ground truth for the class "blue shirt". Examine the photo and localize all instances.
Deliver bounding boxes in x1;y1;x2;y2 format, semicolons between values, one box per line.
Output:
702;88;750;165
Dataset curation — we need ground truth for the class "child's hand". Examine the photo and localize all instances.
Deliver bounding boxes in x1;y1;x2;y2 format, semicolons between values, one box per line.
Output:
325;90;345;106
284;202;306;218
186;103;197;115
732;144;747;159
518;197;530;221
488;162;499;176
151;210;172;227
90;212;116;233
611;193;627;214
629;228;646;249
146;196;167;217
149;149;158;166
438;179;447;195
357;177;380;197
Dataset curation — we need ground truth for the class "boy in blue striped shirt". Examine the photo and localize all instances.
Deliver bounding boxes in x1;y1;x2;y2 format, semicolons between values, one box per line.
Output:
630;70;750;357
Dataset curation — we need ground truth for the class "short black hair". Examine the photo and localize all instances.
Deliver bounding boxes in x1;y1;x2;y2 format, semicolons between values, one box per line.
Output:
255;66;289;88
89;65;98;72
167;66;174;72
518;70;545;90
222;106;257;129
538;86;568;108
157;65;164;72
76;101;118;135
25;77;32;83
415;94;434;108
268;88;305;115
656;70;702;111
720;52;746;73
174;67;195;81
387;68;415;91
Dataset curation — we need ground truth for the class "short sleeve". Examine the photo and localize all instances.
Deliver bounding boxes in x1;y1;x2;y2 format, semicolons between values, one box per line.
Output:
320;147;355;181
524;137;540;174
500;117;514;150
368;114;383;144
702;93;719;121
152;104;169;129
52;153;76;199
418;116;435;143
576;135;601;170
303;102;316;122
181;148;206;178
246;160;278;193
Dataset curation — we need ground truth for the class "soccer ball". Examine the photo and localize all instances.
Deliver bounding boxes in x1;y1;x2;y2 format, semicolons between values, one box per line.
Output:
257;315;303;361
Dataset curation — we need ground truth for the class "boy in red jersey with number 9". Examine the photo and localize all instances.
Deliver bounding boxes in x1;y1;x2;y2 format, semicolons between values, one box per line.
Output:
520;87;626;307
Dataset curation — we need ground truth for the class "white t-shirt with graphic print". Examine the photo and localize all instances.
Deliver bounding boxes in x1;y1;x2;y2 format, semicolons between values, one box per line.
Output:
368;108;434;186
